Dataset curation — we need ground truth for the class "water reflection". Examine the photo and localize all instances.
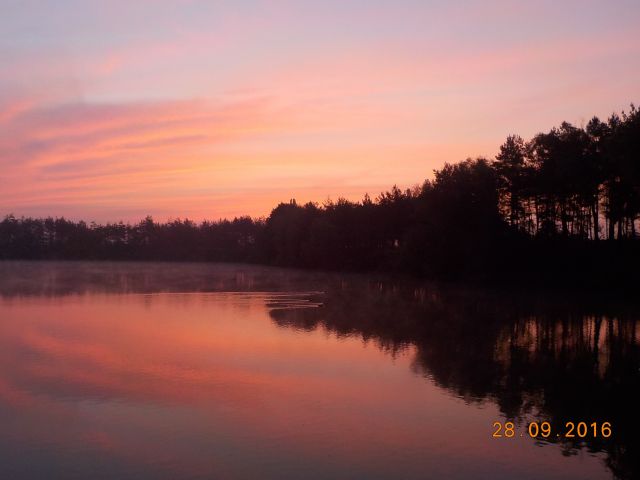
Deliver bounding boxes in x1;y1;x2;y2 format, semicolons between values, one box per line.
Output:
0;261;637;479
270;281;640;480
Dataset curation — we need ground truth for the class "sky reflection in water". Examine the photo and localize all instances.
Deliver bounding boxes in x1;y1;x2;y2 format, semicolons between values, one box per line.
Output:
0;262;636;480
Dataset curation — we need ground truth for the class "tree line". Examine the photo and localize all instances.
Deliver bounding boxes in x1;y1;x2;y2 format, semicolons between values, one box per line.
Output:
1;104;639;282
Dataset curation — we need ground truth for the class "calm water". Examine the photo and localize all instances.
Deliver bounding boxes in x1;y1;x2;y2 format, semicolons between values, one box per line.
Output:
0;262;638;480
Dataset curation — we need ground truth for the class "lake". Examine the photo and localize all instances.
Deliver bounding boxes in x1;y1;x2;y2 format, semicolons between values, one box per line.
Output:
0;261;637;479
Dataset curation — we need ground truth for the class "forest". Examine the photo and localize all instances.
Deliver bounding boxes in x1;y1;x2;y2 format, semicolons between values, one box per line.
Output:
1;104;639;284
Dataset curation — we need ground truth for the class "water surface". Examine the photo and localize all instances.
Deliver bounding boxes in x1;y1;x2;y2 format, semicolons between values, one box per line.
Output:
0;262;638;479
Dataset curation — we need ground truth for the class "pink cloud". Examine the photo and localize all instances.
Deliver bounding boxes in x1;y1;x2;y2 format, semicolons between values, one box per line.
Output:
2;12;638;222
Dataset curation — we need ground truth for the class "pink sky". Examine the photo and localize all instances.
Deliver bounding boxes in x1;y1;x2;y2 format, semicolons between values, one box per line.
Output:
1;0;639;222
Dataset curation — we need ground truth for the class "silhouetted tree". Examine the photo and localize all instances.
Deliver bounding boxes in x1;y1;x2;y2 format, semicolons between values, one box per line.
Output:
1;103;639;283
495;135;527;229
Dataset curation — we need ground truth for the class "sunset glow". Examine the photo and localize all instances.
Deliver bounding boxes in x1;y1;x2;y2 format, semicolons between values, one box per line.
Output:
2;0;639;221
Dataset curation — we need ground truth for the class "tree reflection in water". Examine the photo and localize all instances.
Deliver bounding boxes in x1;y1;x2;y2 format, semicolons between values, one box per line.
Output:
269;281;640;480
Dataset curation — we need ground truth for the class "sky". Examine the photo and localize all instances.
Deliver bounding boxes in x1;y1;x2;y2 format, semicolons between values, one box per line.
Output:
1;0;639;222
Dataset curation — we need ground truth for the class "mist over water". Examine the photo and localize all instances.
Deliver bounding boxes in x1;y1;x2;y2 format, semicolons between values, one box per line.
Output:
0;262;637;479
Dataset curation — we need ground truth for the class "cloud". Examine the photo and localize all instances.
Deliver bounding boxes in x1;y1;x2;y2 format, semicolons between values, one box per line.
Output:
1;1;638;221
0;87;451;221
0;96;300;218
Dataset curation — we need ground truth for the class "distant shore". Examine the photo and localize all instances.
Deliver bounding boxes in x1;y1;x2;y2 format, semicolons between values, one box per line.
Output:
2;104;639;287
